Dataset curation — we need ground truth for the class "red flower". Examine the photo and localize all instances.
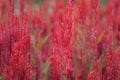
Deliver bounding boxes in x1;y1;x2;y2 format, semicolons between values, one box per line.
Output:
105;47;120;80
50;54;62;80
3;29;33;80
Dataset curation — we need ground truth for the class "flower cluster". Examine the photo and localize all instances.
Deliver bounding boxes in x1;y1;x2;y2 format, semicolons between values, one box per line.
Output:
0;0;120;80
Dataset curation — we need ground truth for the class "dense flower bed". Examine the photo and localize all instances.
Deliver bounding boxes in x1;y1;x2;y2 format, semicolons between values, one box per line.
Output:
0;0;120;80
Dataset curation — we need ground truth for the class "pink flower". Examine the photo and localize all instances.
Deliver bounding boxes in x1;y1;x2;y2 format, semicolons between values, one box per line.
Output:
3;28;33;80
50;54;62;80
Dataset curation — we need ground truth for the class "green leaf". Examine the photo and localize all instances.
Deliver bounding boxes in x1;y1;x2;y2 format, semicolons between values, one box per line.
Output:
42;58;51;80
38;35;50;49
97;29;106;44
42;57;51;74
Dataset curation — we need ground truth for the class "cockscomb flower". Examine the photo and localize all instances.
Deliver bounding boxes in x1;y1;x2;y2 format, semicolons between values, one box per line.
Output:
61;0;74;78
50;54;62;80
0;16;23;74
0;24;11;75
3;28;32;80
105;47;120;80
50;0;74;79
77;0;88;24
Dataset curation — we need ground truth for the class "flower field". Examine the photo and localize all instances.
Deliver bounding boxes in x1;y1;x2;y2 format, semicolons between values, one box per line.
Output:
0;0;120;80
